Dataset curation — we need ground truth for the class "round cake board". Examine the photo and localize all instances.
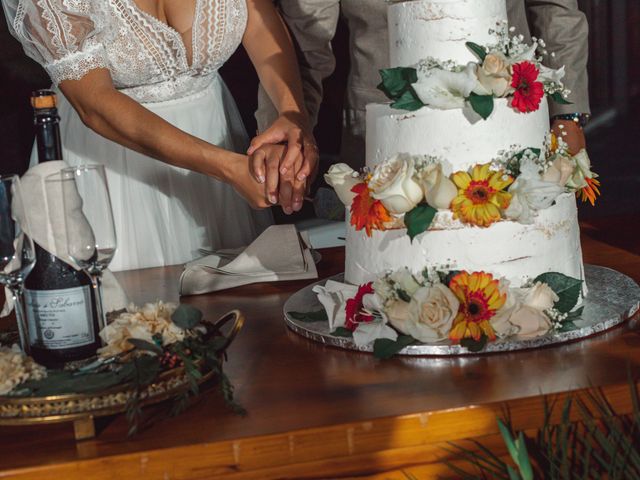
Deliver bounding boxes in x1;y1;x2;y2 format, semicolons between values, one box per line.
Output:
283;265;640;356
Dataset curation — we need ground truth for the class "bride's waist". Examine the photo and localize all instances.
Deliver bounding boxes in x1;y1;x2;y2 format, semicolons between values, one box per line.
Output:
117;73;221;106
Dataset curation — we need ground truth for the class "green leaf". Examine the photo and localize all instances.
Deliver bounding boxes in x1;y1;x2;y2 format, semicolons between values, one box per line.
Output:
331;327;353;338
171;304;203;330
533;272;583;313
506;465;521;480
551;92;573;105
466;41;488;61
404;204;438;241
134;355;162;387
396;289;412;303
515;432;534;480
289;310;329;323
460;334;488;352
377;67;418;98
439;270;462;287
498;419;520;466
558;320;578;332
373;335;415;360
468;93;495;120
127;338;162;355
391;88;424;111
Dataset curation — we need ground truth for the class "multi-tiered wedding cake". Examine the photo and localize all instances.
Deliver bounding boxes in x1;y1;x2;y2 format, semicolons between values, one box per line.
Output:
321;0;599;350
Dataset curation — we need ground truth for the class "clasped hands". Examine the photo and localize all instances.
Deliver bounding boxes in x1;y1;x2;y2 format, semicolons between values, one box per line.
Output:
243;111;318;213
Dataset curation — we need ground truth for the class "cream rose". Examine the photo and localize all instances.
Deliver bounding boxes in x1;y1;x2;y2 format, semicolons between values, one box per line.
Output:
510;306;553;339
324;163;362;206
388;284;460;342
542;154;575;187
522;282;559;311
369;154;424;214
417;163;458;210
474;53;513;97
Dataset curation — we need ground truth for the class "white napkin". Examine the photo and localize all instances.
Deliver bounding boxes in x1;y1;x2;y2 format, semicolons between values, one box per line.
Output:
180;225;318;295
2;162;128;317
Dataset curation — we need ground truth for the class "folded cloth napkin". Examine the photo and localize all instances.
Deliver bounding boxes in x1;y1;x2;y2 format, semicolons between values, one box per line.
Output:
2;162;128;318
180;224;318;295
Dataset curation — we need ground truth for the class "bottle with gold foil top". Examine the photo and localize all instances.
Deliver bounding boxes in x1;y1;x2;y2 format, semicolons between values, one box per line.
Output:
24;90;100;367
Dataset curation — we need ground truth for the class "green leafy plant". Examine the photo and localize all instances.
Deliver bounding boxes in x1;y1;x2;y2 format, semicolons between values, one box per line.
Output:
441;379;640;479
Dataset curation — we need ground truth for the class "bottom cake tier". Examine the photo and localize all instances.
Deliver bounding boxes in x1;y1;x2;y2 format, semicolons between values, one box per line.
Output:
345;193;586;290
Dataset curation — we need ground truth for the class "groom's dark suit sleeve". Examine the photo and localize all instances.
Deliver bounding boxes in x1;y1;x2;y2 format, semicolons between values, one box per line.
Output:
509;0;590;116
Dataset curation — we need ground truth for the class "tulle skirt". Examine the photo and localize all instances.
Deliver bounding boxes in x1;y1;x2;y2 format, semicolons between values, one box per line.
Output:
32;74;273;271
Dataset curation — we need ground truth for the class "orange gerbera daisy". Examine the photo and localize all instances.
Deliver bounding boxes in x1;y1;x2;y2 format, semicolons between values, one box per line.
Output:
350;183;392;236
450;164;513;227
578;176;601;206
448;271;506;343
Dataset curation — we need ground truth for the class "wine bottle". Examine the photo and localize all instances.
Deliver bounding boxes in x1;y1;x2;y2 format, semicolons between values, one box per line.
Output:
24;90;100;366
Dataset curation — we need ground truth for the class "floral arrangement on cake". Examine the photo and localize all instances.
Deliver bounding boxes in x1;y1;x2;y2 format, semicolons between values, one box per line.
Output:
377;22;571;118
300;267;583;357
325;135;599;239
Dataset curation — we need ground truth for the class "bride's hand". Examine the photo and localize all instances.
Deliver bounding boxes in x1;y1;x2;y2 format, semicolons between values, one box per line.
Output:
247;112;319;183
226;153;272;210
249;144;306;214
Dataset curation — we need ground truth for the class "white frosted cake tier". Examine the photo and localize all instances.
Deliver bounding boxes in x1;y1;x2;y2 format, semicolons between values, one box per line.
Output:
345;193;585;288
366;98;550;171
388;0;508;67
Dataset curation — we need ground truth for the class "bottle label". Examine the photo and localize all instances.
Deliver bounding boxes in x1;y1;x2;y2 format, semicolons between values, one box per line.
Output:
24;286;95;350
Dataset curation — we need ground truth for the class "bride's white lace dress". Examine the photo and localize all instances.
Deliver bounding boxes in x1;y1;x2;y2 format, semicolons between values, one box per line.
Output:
3;0;273;271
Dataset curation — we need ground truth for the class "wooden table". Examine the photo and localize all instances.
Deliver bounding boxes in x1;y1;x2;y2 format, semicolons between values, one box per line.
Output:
1;215;639;479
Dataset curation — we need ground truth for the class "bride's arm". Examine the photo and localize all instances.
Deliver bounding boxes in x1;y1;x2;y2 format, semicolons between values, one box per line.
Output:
59;69;270;208
242;0;319;189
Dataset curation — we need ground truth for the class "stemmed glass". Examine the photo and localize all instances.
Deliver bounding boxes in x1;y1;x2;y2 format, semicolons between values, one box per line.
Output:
55;165;117;333
0;175;36;352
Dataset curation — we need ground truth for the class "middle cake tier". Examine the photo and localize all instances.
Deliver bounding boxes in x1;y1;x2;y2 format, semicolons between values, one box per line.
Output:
345;193;585;288
366;97;550;171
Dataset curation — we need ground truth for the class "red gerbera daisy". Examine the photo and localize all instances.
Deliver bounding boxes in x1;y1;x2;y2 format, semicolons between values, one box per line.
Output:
344;282;375;331
510;61;544;113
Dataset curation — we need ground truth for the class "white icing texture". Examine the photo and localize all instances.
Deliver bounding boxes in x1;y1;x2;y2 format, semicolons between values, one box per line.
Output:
388;0;507;67
366;98;550;171
345;194;585;288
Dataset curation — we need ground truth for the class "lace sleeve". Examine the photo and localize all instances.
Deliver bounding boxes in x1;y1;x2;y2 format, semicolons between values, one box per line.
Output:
2;0;109;85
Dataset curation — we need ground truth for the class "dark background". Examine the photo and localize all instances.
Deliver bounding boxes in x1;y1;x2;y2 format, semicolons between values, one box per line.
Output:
1;0;638;220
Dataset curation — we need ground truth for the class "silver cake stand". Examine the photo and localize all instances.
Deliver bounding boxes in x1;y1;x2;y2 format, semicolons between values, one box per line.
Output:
283;265;640;356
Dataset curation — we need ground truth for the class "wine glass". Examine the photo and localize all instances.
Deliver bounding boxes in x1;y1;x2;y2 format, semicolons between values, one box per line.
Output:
0;175;36;352
55;165;117;333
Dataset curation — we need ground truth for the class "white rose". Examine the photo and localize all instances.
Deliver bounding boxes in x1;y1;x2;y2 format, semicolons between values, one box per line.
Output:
413;63;479;110
474;53;513;97
394;284;460;342
510;306;553;339
505;158;564;224
324;163;362;206
369;154;424;214
490;289;521;338
542;154;575;187
417;163;458;210
388;268;422;297
566;149;597;191
522;282;559;311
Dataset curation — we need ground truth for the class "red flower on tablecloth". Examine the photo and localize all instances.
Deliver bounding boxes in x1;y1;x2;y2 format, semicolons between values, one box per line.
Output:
510;62;544;113
344;282;375;331
350;183;392;236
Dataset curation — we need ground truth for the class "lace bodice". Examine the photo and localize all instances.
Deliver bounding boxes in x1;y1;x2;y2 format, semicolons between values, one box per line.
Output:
3;0;247;102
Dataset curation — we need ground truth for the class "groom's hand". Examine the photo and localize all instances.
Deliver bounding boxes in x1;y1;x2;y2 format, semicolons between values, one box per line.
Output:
247;112;319;183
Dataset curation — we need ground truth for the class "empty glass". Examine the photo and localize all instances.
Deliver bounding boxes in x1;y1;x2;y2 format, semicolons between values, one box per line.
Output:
0;175;36;352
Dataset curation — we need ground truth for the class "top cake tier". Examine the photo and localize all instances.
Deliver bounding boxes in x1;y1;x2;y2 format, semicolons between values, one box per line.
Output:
389;0;508;67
